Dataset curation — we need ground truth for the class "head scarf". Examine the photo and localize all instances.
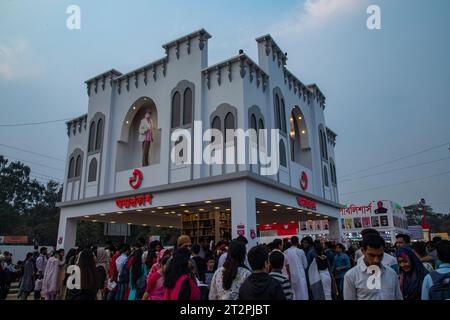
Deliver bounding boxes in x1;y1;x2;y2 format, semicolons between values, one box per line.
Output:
149;248;168;275
96;248;109;273
396;246;428;299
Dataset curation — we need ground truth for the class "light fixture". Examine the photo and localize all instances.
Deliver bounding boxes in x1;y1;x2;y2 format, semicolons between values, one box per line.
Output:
301;130;306;134
84;215;90;218
169;226;174;228
261;201;268;204
92;220;98;222
275;204;281;207
180;204;187;207
127;222;132;225
157;207;163;210
156;225;161;227
204;200;212;204
117;211;123;214
170;211;176;214
142;224;147;227
256;210;260;213
184;210;190;213
316;214;321;217
324;216;329;219
143;97;147;101
307;212;313;215
126;120;129;124
164;212;169;215
226;208;231;211
177;214;182;216
136;209;143;212
272;209;277;212
100;213;106;216
133;106;136;110
290;130;295;139
298;209;303;212
199;208;204;211
290;117;293;122
298;116;302;120
150;210;156;213
290;221;295;223
214;206;220;210
273;222;277;224
287;207;292;210
110;221;116;224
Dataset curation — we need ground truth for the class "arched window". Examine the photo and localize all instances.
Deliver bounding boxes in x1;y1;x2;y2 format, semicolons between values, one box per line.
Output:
75;155;82;177
330;162;337;184
323;131;328;159
68;157;75;179
279;140;287;167
224;112;235;144
211;116;221;144
88;121;96;152
319;127;328;160
250;114;257;130
323;165;329;187
171;92;181;128
183;88;193;125
88;158;97;182
280;98;286;133
95;119;103;151
274;94;281;130
258;119;265;148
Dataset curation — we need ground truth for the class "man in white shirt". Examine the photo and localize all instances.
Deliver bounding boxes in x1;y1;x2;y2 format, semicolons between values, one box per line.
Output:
284;236;308;300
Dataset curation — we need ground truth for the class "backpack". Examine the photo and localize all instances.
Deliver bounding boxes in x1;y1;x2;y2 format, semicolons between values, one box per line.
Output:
429;271;450;300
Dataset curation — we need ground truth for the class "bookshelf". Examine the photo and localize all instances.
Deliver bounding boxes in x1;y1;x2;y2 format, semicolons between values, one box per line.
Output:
182;210;231;243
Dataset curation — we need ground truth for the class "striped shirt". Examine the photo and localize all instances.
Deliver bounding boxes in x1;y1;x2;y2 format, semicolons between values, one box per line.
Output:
270;271;293;300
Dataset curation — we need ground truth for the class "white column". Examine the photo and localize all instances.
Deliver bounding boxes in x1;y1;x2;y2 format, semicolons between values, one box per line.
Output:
56;213;77;252
230;181;258;247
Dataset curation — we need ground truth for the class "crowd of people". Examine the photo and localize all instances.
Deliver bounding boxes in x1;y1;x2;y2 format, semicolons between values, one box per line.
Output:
1;231;449;301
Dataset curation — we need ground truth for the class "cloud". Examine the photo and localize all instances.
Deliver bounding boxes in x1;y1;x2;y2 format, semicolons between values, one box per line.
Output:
271;0;364;38
0;38;44;80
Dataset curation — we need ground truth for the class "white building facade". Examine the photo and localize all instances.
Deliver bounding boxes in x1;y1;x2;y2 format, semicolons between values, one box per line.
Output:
56;29;342;251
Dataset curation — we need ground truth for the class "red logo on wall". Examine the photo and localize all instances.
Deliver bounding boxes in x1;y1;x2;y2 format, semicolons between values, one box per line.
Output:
116;194;153;209
300;171;308;190
129;169;143;189
296;196;317;211
58;237;63;245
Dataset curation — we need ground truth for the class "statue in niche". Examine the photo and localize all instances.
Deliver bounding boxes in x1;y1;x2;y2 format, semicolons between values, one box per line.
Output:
138;110;153;166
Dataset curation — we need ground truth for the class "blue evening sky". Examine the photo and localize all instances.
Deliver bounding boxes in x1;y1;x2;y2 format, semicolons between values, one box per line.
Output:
1;0;449;213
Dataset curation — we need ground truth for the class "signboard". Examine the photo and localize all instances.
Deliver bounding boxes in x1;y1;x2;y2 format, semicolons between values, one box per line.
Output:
129;169;143;189
115;194;153;209
0;236;28;244
296;197;317;211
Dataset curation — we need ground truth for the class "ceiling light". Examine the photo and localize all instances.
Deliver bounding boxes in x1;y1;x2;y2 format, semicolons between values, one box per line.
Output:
170;211;175;214
151;210;156;213
301;130;306;134
177;214;182;216
307;212;313;215
287;207;292;210
142;224;147;227
127;222;132;225
157;207;163;209
226;208;231;211
275;204;281;207
156;225;161;227
92;220;98;222
180;204;187;207
126;120;129;124
272;209;277;212
136;209;143;212
164;212;169;215
298;116;302;120
84;216;89;218
184;210;190;213
204;200;212;203
214;206;220;210
199;208;204;211
316;214;321;217
110;221;116;224
99;213;106;216
261;201;268;204
256;210;260;213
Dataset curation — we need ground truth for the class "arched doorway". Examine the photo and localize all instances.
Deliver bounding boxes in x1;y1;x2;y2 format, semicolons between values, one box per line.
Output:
116;97;161;172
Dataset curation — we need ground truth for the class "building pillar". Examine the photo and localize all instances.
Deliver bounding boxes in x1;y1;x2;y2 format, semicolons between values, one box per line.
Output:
56;214;77;252
328;217;341;243
230;182;258;247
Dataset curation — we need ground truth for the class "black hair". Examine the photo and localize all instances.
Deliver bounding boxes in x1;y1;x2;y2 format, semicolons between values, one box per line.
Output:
411;241;427;257
34;245;38;250
164;247;191;289
39;247;47;254
396;233;411;244
120;244;131;254
65;248;77;265
198;237;206;244
433;236;442;244
436;240;450;263
248;244;269;271
361;228;380;237
235;235;248;245
324;241;333;249
160;256;170;267
145;250;157;269
78;249;98;290
361;234;385;249
130;248;143;288
291;236;300;246
191;244;201;255
269;250;284;269
336;243;346;251
222;240;246;290
138;237;146;246
315;242;324;256
272;239;283;249
301;236;313;245
25;252;33;260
